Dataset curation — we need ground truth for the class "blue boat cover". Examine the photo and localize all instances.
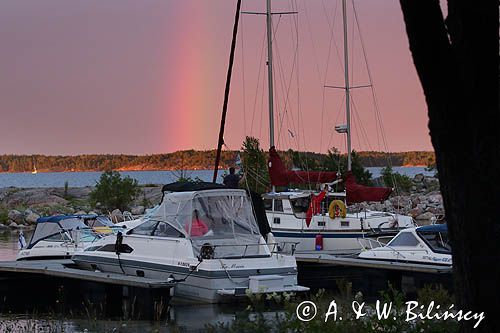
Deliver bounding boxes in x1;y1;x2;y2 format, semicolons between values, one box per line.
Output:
36;214;98;223
417;224;447;233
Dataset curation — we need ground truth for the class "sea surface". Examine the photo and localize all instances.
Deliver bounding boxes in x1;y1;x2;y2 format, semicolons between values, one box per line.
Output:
0;167;435;188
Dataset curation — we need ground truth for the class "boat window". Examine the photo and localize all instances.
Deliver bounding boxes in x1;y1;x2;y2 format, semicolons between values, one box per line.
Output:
388;232;420;247
153;221;184;238
44;232;72;242
290;197;310;213
417;231;452;254
128;219;158;236
263;199;273;211
273;199;284;212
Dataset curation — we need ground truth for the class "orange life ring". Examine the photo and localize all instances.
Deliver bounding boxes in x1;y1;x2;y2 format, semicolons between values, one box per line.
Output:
328;200;347;219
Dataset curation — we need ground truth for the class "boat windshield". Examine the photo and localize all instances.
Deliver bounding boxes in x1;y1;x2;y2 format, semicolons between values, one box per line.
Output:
28;216;116;248
149;189;267;258
417;229;452;254
28;218;88;248
387;231;421;247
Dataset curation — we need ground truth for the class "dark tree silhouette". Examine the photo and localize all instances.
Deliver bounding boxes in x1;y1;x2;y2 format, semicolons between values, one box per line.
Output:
399;1;499;332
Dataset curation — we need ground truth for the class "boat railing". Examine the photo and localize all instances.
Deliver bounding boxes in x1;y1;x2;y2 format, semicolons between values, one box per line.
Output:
197;241;299;259
381;247;432;263
357;237;385;251
267;241;301;256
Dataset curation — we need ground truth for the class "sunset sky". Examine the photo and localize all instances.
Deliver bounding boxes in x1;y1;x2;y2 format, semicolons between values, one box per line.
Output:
0;0;434;155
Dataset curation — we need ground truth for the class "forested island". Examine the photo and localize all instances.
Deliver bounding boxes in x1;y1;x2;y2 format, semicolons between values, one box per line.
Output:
0;150;435;173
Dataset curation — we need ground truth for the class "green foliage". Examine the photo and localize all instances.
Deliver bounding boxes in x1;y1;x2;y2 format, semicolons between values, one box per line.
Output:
63;181;70;199
350;151;373;185
417;284;454;306
0;208;8;225
322;149;372;186
241;136;270;193
89;171;140;212
381;166;413;193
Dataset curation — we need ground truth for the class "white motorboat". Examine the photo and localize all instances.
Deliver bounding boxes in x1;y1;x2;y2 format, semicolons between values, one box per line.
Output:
17;214;121;261
358;224;452;267
72;183;308;303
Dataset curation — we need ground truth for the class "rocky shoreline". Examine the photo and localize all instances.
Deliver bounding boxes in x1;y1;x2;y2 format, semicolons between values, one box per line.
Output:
0;174;443;230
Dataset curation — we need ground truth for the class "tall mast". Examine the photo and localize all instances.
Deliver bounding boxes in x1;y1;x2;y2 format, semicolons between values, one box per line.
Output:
342;0;352;171
266;0;275;149
212;0;242;183
266;0;276;192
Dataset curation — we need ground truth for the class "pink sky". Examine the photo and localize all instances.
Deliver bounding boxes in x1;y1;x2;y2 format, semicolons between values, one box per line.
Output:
0;0;432;155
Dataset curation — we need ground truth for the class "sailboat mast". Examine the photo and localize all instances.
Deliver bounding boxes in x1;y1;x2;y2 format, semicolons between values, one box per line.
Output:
342;0;352;171
266;0;275;148
212;0;242;183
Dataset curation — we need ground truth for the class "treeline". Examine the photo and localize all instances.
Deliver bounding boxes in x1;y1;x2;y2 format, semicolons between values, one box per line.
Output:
0;150;435;173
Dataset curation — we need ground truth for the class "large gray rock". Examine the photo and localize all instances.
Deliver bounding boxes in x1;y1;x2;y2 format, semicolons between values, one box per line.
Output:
131;206;145;215
8;210;24;224
8;221;18;228
75;210;87;215
25;212;41;224
413;174;425;183
3;189;69;208
415;212;436;221
408;207;424;218
427;194;442;204
110;209;124;222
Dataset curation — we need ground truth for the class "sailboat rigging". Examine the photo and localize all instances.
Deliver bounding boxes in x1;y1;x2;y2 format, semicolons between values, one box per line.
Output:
261;0;414;254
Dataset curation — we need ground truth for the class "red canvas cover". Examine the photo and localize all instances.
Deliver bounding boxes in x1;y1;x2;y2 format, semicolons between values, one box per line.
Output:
345;171;392;204
305;190;327;227
268;147;337;186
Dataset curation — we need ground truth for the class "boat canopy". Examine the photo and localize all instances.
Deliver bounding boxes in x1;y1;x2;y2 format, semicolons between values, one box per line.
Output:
147;189;266;258
268;147;392;203
344;171;392;204
417;224;451;254
28;215;114;249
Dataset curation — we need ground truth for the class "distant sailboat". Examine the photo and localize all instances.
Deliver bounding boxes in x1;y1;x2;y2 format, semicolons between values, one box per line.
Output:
32;160;37;174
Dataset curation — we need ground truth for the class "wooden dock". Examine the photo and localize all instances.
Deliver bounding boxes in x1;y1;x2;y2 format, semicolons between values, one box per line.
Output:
0;260;176;319
0;259;175;288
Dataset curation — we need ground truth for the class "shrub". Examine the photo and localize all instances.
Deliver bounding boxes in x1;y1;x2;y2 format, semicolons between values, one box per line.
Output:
381;166;413;193
89;171;140;212
0;209;8;225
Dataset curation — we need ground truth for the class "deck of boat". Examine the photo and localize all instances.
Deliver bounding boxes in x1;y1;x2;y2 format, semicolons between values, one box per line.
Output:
295;252;452;274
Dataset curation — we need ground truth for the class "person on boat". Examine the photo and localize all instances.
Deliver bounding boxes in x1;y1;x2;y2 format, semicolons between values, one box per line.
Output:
223;167;241;189
186;209;209;237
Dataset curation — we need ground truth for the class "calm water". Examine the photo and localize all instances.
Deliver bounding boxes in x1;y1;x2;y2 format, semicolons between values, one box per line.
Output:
0;167;434;188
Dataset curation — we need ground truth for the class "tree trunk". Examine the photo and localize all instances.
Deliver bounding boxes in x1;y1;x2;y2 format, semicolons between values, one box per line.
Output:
399;1;499;332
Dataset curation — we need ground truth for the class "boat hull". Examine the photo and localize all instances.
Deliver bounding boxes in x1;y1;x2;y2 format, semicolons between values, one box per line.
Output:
73;253;303;303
